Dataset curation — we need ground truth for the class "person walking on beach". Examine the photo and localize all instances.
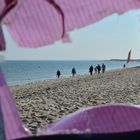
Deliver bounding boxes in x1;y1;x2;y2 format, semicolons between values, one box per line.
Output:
97;64;101;74
123;64;126;68
102;63;106;73
56;70;61;78
89;65;93;75
94;66;97;74
72;67;76;77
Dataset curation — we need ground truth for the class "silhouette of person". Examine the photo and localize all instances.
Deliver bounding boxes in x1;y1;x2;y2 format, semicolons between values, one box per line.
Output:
102;63;106;73
56;70;61;78
89;65;93;75
94;66;97;74
72;67;76;77
97;64;101;74
123;64;126;68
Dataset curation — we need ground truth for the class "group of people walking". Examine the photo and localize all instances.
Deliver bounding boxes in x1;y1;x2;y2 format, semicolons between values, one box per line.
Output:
89;64;106;75
56;64;106;79
56;67;76;79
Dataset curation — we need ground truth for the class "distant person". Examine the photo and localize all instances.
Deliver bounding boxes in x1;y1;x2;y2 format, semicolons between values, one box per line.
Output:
56;70;61;78
94;66;97;74
102;63;106;73
89;65;93;75
97;64;101;74
72;67;76;77
123;64;126;68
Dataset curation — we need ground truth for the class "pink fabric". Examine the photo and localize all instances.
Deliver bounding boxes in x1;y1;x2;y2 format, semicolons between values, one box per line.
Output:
1;0;140;139
0;24;6;50
0;0;140;48
0;68;31;140
0;105;6;139
38;104;140;135
0;0;17;22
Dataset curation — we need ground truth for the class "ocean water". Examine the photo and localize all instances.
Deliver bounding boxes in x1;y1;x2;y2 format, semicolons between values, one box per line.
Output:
0;60;139;86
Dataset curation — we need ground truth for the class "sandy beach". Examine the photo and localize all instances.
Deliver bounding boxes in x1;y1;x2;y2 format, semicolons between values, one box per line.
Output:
10;67;140;133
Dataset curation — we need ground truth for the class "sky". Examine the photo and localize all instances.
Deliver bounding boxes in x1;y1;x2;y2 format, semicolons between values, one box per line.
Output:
2;10;140;60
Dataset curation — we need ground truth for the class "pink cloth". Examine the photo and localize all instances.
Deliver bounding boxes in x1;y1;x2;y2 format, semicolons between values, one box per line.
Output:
1;0;140;139
0;68;31;140
0;24;6;50
0;0;140;48
38;104;140;135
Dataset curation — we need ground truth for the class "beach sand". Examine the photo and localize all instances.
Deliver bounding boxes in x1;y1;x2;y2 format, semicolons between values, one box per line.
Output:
10;68;140;133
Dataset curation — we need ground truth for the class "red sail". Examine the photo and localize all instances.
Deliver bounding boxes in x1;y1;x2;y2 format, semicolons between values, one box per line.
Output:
127;50;131;63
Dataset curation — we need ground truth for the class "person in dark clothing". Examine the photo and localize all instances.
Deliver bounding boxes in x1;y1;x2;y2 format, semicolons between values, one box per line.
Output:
72;67;76;77
56;70;61;78
123;64;126;68
102;63;106;73
94;66;97;74
97;64;101;74
89;65;93;75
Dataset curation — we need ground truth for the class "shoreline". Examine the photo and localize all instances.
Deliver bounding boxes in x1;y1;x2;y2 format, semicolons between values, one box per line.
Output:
10;67;140;133
9;67;125;87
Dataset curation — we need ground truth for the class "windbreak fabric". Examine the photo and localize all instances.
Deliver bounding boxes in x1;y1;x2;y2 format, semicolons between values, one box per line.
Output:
38;104;140;135
0;24;6;50
0;0;140;48
0;68;31;140
0;105;6;140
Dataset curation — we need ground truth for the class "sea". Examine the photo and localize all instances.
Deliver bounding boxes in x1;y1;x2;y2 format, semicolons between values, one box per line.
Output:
0;60;139;86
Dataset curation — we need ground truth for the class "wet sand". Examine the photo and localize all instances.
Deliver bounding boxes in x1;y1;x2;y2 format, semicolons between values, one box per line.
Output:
10;67;140;133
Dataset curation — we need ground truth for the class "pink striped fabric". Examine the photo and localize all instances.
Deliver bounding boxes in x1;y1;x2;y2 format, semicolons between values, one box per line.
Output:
0;0;140;48
38;104;140;135
0;24;6;50
0;68;31;140
0;105;6;140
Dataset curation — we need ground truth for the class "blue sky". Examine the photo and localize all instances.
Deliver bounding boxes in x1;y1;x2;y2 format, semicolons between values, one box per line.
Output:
3;10;140;60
